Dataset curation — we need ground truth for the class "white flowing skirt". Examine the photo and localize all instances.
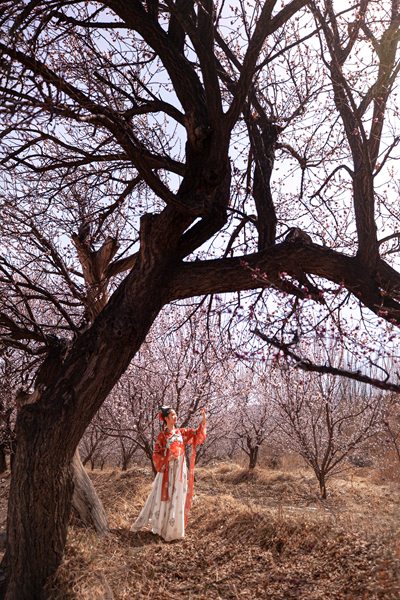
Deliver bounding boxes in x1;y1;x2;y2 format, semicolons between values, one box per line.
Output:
131;455;188;541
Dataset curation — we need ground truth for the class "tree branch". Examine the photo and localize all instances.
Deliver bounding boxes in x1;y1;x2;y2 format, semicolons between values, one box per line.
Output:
253;328;400;393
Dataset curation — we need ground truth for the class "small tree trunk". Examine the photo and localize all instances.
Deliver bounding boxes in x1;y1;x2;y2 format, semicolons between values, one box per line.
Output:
144;445;157;475
319;474;327;499
8;441;16;472
71;450;110;537
249;446;259;469
81;447;95;467
0;445;7;475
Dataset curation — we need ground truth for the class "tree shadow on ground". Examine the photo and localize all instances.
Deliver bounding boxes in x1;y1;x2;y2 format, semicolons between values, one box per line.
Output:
112;527;167;549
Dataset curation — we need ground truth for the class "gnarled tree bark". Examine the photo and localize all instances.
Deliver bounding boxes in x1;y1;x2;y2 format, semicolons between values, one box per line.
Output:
13;343;111;539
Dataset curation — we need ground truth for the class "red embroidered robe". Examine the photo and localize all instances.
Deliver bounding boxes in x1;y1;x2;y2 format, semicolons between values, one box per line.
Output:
152;424;206;526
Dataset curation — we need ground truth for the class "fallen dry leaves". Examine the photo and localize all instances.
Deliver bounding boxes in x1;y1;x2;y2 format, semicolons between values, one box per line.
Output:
1;463;400;599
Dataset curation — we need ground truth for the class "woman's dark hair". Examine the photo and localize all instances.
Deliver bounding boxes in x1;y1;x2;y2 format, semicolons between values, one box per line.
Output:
158;405;174;425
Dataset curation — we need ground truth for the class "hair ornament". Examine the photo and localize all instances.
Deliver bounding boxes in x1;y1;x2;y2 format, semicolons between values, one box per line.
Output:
158;405;173;422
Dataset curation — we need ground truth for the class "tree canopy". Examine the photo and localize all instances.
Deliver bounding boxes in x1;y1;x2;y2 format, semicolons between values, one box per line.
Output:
2;1;400;388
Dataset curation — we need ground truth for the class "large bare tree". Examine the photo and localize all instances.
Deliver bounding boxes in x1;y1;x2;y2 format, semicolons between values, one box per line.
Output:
1;0;400;597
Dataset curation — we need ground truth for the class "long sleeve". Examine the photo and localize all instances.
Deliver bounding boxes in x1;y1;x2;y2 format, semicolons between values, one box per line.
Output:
152;433;168;473
180;423;206;446
181;422;206;527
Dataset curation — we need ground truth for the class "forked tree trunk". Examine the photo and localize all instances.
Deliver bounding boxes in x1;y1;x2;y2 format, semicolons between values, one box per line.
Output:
2;410;111;599
16;369;111;538
0;450;110;599
2;219;176;598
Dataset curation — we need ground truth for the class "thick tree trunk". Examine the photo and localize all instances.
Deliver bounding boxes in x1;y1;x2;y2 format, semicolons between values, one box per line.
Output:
71;450;110;537
2;442;94;596
2;408;74;600
15;363;111;538
3;212;179;597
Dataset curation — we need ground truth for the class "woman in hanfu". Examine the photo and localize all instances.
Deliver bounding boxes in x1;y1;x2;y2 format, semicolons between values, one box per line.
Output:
131;406;206;541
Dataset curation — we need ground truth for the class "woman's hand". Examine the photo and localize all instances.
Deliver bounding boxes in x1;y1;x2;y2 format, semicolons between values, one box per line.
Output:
201;407;206;426
168;454;177;462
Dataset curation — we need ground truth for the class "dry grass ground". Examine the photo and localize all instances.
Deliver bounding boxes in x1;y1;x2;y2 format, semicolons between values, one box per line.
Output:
1;463;400;599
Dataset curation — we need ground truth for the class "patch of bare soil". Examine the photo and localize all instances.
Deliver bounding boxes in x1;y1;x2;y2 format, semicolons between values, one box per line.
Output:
2;465;400;599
